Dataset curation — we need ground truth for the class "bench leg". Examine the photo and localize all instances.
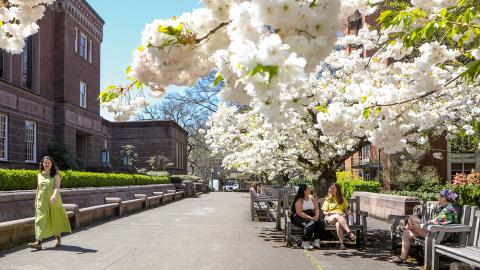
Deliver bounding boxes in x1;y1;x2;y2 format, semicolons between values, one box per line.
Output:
424;236;433;270
391;233;396;253
431;246;439;270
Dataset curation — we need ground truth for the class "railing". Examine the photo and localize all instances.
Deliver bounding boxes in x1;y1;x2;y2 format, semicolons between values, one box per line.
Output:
351;158;380;167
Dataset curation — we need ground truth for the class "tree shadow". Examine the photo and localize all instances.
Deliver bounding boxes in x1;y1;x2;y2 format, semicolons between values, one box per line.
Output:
32;245;97;254
318;228;421;270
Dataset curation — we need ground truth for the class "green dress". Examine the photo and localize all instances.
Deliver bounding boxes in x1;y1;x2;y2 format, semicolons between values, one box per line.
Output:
35;172;71;240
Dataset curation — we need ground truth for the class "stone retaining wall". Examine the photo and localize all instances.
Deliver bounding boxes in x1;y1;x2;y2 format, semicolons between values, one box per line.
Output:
352;191;421;220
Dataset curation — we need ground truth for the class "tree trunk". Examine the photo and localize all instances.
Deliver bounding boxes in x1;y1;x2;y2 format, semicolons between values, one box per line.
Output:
313;169;337;198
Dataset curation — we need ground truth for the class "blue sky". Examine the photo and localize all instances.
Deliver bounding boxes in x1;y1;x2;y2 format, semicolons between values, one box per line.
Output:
87;0;201;120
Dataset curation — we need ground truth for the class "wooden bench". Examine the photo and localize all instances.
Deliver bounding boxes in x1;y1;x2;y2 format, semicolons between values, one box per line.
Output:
284;196;368;247
389;202;476;269
389;201;439;252
250;188;274;221
431;207;480;270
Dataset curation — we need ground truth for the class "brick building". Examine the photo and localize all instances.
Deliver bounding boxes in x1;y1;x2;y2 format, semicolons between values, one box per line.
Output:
0;0;187;174
342;11;478;186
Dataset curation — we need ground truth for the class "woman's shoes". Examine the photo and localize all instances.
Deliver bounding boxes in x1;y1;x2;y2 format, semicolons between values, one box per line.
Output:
390;256;407;264
54;236;61;247
311;239;321;249
339;243;347;250
28;240;42;250
301;241;314;250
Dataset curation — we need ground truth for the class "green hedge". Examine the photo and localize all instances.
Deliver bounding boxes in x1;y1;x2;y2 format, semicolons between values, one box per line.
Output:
170;175;201;183
0;169;170;191
336;172;381;199
382;184;480;207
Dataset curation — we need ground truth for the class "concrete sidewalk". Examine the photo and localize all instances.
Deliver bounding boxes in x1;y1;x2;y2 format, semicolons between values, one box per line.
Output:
0;192;423;270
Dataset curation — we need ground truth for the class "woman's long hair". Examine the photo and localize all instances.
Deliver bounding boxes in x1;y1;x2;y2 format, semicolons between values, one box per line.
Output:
291;184;308;212
39;156;58;178
326;183;344;205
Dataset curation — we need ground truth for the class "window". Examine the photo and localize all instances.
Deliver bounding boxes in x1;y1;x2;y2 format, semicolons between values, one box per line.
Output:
101;150;109;164
22;36;33;89
89;40;93;63
361;145;370;163
101;140;109;164
79;32;87;60
0;114;7;161
74;28;78;53
451;162;477;179
122;156;129;166
80;81;87;108
25;121;36;162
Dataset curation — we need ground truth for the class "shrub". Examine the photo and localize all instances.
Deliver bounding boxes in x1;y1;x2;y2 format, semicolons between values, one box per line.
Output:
146;171;170;177
382;183;480;207
46;142;74;170
336;171;363;182
453;170;480;186
0;169;170;191
336;172;381;199
170;175;201;183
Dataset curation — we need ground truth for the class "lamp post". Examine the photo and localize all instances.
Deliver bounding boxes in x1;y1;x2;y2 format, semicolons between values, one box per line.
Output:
210;168;214;191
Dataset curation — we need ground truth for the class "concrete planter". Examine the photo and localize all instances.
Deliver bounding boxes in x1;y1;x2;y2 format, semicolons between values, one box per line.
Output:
352;191;421;220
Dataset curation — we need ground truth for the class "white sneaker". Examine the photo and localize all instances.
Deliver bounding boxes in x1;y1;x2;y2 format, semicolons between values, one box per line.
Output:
301;241;314;250
312;239;321;249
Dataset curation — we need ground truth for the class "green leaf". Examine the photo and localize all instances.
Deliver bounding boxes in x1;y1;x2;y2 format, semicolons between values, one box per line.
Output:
375;106;382;115
315;105;328;113
361;96;367;103
213;72;223;86
460;60;480;83
363;108;371;119
137;45;144;52
246;64;279;83
158;23;184;36
135;80;143;89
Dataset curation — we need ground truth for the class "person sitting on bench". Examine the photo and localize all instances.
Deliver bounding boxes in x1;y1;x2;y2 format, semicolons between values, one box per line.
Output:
291;184;325;250
390;189;459;264
322;183;356;249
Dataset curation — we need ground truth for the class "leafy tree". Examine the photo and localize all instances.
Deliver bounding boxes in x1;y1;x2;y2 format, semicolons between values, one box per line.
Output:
120;145;139;172
46;142;73;170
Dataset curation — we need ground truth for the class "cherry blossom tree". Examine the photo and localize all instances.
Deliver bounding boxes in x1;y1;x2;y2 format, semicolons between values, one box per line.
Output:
0;0;54;53
100;0;480;194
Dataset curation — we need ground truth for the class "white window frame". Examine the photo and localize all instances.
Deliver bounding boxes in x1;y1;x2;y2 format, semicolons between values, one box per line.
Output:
0;114;7;161
79;32;87;60
74;28;78;53
80;81;87;108
25;121;36;163
89;40;93;63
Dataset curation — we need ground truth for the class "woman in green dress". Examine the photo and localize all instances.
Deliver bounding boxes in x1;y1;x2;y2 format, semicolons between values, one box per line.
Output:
28;156;71;250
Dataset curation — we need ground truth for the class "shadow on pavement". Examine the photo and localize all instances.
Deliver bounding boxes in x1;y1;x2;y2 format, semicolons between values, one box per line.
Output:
257;227;286;246
319;228;420;270
32;245;97;254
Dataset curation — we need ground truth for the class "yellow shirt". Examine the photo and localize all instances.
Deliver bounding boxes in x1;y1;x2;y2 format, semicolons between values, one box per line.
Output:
322;197;349;214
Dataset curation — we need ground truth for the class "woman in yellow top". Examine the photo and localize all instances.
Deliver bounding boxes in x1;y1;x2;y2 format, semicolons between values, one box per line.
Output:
322;183;356;249
28;156;71;250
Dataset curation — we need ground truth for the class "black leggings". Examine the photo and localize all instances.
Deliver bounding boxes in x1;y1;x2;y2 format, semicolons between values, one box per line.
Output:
292;212;325;241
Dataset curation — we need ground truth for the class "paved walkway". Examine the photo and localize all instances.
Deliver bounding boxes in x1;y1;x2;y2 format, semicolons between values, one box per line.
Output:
0;192;424;270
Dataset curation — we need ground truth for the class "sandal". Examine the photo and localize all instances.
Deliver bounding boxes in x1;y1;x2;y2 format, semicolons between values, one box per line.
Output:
347;231;357;241
390;256;406;264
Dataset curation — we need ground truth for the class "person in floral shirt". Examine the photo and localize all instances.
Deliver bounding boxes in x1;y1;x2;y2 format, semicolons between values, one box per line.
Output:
391;189;458;264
